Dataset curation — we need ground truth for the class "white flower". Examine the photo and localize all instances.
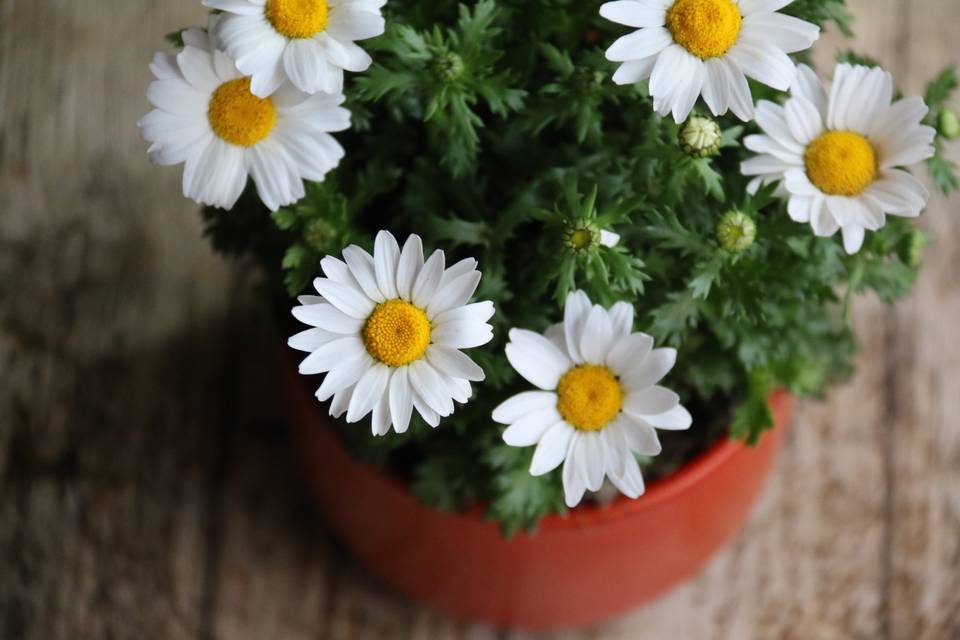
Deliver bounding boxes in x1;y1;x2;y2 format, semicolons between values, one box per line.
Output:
600;0;820;123
289;231;495;435
493;291;692;508
203;0;386;98
741;64;936;253
140;23;350;211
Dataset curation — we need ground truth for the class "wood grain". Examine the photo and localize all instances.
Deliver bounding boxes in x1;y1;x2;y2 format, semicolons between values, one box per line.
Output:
0;0;957;638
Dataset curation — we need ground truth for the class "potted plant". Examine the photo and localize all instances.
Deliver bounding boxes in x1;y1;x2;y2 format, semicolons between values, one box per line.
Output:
140;0;959;630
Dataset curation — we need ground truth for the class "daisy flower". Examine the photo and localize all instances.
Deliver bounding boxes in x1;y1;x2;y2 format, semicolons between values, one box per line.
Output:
140;22;351;211
741;64;936;253
289;231;495;435
203;0;386;98
493;291;692;508
600;0;820;123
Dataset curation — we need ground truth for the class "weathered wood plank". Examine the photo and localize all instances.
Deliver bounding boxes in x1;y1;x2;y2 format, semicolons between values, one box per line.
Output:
0;1;234;638
888;2;960;639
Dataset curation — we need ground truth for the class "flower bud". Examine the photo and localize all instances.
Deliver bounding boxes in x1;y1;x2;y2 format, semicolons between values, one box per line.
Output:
899;229;926;268
431;51;465;83
716;210;756;252
678;115;722;158
564;224;619;254
939;108;960;140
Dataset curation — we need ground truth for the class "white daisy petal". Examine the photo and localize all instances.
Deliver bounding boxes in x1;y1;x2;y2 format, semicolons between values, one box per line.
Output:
741;12;820;54
371;379;393;436
738;0;794;15
432;301;496;329
396;234;424;300
621;418;663;456
612;57;657;85
408;360;455;417
529;422;575;476
388;367;414;433
426;345;485;382
608;454;645;499
492;391;558;424
792;64;828;118
841;224;866;255
412;250;445;309
622;348;677;390
810;198;839;237
579;433;607;492
373;230;401;300
607;332;654;374
562;435;588;508
506;329;573;390
726;40;795;92
563;290;592;363
502;407;564;447
609;302;634;337
701;57;731;116
787;196;813;223
312;278;377;319
624;386;680;417
645;404;693;430
605;26;673;62
298;336;365;375
316;353;372;402
431;322;494;350
579;305;615;364
599;1;666;28
346;363;391;423
784;96;823;145
291;302;364;333
341;245;384;303
426;270;481;319
328;8;386;41
328;384;353;419
288;327;338;352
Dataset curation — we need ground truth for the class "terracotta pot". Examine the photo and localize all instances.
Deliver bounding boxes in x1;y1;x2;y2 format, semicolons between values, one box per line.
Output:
285;356;794;631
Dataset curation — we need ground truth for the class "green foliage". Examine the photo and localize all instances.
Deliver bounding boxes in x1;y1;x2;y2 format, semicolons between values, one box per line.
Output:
194;0;957;533
924;67;960;195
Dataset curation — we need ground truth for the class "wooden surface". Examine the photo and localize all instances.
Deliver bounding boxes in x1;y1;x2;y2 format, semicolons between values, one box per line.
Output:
1;1;958;638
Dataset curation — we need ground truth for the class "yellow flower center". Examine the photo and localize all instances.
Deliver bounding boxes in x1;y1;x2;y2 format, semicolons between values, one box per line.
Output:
804;131;878;196
570;229;594;250
266;0;329;39
666;0;742;59
556;365;623;432
207;78;277;147
362;299;432;367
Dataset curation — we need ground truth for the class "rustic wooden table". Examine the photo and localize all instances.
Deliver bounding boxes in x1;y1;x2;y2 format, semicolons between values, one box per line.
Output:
1;1;958;638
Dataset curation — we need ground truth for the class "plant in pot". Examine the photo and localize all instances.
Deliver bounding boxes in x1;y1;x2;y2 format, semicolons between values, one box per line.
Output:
140;0;959;630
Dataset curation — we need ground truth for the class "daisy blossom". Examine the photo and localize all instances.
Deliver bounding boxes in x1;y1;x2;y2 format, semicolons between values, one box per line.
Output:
493;291;692;508
203;0;386;98
600;0;820;122
289;231;495;435
140;21;351;211
741;63;936;253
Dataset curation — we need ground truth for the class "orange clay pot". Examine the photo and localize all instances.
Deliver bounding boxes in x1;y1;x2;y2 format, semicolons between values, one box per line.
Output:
285;357;793;631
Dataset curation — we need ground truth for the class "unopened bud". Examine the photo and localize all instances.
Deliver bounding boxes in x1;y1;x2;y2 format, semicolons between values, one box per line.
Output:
679;115;722;158
716;210;756;252
939;108;960;140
